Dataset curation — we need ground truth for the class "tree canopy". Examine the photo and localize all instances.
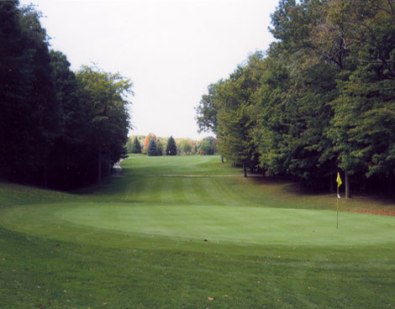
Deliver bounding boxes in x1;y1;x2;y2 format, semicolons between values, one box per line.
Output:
196;0;395;196
166;136;177;156
147;139;158;156
129;137;142;154
0;2;132;189
198;137;217;155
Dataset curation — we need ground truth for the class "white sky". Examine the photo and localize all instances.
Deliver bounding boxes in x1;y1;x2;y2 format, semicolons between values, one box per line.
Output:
21;0;278;139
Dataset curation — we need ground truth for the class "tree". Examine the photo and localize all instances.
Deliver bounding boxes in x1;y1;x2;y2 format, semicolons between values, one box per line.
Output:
156;139;164;156
46;50;91;188
143;133;156;154
0;2;133;189
198;137;217;155
166;136;177;156
177;139;195;155
0;2;58;185
147;139;158;156
196;83;219;134
0;0;28;180
214;53;264;176
321;0;395;197
76;66;132;184
196;0;395;196
131;137;142;154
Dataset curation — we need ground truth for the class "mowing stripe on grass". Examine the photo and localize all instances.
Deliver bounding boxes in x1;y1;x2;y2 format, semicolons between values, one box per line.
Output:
1;155;395;308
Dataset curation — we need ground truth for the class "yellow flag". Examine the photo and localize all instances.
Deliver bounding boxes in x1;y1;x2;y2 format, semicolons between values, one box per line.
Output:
336;172;342;188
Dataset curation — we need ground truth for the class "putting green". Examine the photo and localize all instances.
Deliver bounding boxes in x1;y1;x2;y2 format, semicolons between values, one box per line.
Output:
1;202;394;247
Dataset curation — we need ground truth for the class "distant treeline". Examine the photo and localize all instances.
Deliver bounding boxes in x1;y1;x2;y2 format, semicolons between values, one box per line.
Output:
126;135;217;156
196;0;395;197
0;1;131;189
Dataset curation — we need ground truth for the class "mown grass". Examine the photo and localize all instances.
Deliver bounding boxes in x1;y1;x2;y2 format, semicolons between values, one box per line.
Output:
1;155;395;308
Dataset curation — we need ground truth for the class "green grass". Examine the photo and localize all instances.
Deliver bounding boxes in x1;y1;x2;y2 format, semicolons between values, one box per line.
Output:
1;155;395;308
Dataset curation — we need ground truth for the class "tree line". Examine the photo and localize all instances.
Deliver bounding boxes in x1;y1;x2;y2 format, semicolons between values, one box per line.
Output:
0;1;131;189
196;0;395;197
126;135;217;156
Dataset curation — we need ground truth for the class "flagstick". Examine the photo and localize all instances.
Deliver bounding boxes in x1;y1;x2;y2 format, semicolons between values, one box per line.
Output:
336;186;339;229
336;171;342;229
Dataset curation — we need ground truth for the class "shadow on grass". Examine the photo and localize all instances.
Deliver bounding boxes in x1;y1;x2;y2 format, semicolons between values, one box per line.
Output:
247;173;395;214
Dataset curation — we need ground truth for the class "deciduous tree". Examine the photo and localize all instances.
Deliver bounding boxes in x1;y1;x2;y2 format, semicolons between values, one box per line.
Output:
76;66;132;184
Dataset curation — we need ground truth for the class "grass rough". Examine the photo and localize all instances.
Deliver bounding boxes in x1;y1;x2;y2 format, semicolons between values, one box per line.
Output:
0;155;394;308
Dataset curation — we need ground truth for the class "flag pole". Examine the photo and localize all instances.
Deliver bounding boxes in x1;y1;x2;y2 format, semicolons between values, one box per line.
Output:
336;185;339;229
336;172;342;229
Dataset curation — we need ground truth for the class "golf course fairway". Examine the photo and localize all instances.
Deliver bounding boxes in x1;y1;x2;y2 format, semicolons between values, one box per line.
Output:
1;155;394;308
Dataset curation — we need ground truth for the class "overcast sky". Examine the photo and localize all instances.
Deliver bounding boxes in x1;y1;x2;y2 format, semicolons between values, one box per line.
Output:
20;0;279;139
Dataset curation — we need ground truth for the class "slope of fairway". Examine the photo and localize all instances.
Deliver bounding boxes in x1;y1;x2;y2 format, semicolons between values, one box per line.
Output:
1;155;395;309
1;155;394;249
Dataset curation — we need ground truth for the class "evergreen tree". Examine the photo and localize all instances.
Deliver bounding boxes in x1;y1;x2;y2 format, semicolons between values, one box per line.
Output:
143;133;156;154
166;136;177;156
131;137;142;154
147;139;158;156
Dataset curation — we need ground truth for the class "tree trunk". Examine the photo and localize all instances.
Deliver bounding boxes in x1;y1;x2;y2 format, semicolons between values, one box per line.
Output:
345;170;350;199
243;163;247;178
97;147;102;184
221;155;224;163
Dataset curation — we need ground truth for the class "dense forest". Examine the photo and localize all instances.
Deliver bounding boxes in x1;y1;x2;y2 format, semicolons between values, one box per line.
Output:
196;0;395;197
0;0;132;189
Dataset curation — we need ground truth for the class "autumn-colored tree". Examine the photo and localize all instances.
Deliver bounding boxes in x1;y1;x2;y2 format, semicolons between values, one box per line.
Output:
143;133;157;154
